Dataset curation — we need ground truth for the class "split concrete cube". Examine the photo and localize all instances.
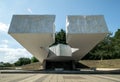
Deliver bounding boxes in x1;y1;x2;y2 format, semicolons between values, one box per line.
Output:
66;15;109;60
8;15;55;62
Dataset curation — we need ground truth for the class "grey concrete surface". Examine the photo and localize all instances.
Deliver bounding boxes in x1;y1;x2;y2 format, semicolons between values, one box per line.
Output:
0;73;120;82
0;69;120;74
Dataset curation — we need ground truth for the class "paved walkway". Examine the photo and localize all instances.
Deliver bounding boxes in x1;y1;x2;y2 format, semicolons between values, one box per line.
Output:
0;74;120;82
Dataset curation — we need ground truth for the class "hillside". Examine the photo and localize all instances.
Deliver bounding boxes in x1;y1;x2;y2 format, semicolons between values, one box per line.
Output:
17;59;120;70
19;62;42;70
79;59;120;68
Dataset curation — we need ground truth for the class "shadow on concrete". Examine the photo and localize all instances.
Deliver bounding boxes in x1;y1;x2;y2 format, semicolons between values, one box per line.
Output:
1;69;120;74
75;62;89;68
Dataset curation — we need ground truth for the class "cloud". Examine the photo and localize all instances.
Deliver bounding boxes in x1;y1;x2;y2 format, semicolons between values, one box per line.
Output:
0;40;9;48
27;8;32;13
0;38;32;63
0;22;9;32
0;47;32;63
0;44;8;48
2;39;8;44
0;22;32;63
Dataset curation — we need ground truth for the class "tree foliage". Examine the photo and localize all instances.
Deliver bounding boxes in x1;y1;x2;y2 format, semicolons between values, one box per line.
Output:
14;57;31;66
83;29;120;60
0;62;13;67
51;29;66;46
31;56;39;63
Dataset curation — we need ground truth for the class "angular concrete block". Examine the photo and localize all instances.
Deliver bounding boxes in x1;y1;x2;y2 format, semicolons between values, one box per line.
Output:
8;15;55;62
49;44;72;57
66;15;109;60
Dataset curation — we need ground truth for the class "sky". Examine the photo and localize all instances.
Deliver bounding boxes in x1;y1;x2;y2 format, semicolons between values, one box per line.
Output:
0;0;120;63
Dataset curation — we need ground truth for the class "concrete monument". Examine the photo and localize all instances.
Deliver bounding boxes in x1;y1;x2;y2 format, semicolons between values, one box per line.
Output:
8;15;108;70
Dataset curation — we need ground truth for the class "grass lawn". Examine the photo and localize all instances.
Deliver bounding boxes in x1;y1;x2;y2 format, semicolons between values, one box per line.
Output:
80;59;120;68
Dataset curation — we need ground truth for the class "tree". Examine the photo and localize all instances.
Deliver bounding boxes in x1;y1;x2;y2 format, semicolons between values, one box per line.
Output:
14;60;21;66
0;62;5;67
114;29;120;39
51;29;66;46
111;29;120;58
31;56;39;63
14;57;31;66
83;29;120;60
0;62;13;67
4;62;12;67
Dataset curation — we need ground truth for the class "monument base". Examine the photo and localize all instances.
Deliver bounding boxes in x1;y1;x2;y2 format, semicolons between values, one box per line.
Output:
43;56;76;70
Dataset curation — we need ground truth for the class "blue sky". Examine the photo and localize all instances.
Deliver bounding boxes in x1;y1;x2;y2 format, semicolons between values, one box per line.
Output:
0;0;120;63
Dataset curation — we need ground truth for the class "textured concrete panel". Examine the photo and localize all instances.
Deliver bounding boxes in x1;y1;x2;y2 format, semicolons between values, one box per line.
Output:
8;15;55;62
66;15;109;60
9;15;55;33
66;15;108;34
